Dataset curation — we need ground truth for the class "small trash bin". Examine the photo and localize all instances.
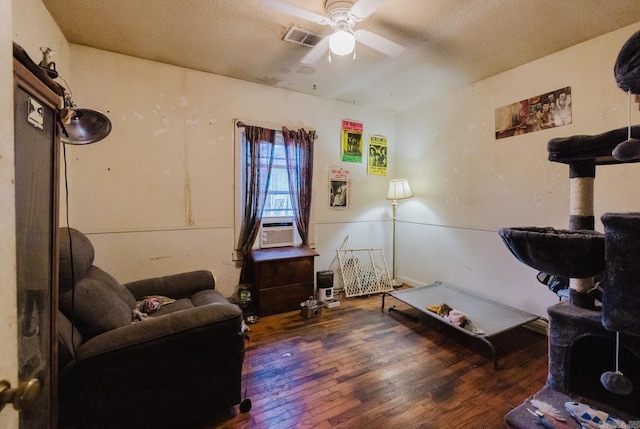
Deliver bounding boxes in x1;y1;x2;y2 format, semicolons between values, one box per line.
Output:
316;270;334;302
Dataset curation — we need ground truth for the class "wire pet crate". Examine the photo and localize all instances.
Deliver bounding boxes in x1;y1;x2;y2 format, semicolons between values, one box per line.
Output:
337;248;393;297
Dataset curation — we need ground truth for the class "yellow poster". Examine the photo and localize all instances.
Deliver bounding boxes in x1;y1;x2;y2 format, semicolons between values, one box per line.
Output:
341;120;363;163
368;135;387;176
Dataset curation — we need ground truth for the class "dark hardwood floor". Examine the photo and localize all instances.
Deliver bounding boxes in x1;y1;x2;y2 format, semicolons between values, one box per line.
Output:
204;290;548;429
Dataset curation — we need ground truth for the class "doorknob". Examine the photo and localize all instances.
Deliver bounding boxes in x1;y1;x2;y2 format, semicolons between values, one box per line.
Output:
0;379;40;412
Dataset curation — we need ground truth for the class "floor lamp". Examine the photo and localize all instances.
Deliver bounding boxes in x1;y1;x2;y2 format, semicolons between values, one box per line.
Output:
386;179;413;287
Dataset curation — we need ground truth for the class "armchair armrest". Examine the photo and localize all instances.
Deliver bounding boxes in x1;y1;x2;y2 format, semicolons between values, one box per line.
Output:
75;301;241;361
124;270;215;300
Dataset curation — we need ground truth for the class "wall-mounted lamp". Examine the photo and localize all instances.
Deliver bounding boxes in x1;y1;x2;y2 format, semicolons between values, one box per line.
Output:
38;47;112;145
59;95;112;145
386;178;413;287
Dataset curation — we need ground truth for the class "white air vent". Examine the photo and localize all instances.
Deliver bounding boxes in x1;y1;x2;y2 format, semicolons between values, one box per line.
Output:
283;26;322;47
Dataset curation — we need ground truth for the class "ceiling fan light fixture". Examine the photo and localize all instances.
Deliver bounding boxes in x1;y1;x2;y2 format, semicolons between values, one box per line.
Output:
329;30;355;56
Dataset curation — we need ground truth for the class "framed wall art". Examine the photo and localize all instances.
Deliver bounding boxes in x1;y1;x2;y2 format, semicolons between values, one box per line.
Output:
341;120;363;162
495;87;572;139
367;134;387;176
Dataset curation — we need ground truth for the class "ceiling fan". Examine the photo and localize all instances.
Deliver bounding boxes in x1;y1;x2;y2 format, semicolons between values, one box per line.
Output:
261;0;405;64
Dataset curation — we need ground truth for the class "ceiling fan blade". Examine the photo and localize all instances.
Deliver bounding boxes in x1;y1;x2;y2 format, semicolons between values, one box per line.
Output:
350;0;388;19
260;0;327;24
356;29;405;57
300;35;330;64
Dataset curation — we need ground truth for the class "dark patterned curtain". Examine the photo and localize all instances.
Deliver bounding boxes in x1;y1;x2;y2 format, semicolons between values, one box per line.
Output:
282;127;315;246
237;126;276;281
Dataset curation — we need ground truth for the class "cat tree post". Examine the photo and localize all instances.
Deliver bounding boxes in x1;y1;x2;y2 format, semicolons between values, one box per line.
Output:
568;160;596;308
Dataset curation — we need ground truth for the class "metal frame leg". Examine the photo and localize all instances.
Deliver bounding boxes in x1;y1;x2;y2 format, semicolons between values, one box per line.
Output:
476;336;498;370
381;292;418;321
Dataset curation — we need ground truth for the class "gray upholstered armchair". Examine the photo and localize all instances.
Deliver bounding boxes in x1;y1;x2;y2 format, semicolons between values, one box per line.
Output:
57;228;245;429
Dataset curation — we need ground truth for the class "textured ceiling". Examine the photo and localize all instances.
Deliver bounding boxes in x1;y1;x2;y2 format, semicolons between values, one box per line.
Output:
42;0;640;112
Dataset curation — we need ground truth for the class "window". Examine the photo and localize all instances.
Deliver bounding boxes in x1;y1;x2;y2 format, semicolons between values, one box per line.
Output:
262;133;293;219
234;121;315;259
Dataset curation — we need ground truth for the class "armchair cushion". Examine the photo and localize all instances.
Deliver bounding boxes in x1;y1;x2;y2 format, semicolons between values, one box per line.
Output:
149;298;194;316
126;271;224;317
191;289;229;306
59;265;136;338
58;227;96;292
124;270;216;299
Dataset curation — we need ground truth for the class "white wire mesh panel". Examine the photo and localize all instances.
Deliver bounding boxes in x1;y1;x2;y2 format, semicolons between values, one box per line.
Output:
337;248;393;297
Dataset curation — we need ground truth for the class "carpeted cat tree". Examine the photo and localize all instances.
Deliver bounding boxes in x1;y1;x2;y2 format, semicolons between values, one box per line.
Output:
500;28;640;427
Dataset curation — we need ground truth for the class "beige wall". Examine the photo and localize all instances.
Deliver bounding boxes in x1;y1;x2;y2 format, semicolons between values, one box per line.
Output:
64;45;397;297
0;0;18;425
397;23;640;316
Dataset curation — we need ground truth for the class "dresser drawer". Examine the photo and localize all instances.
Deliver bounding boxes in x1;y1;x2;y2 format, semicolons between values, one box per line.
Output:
258;282;314;316
256;257;314;288
249;246;319;317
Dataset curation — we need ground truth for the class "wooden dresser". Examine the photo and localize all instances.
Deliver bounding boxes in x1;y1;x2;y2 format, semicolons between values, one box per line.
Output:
248;246;319;316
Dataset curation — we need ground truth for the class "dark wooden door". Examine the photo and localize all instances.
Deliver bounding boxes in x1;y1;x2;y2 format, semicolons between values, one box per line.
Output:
13;57;60;429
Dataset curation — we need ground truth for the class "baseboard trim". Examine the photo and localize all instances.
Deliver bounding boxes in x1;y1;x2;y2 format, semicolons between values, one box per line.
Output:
524;318;549;336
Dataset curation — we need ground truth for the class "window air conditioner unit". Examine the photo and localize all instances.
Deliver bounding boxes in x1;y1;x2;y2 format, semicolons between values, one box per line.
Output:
259;219;294;248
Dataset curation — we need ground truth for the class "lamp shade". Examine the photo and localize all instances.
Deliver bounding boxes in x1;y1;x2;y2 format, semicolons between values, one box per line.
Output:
386;179;413;200
329;30;356;56
60;108;112;145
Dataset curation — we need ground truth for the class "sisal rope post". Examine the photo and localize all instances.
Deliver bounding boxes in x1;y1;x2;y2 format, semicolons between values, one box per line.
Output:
568;161;596;304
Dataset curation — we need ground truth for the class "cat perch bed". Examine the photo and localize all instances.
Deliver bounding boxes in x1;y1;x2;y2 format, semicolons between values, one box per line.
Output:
498;227;605;278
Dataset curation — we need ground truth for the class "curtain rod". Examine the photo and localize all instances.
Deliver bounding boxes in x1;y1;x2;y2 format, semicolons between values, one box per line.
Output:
236;121;283;135
236;120;277;129
235;120;317;138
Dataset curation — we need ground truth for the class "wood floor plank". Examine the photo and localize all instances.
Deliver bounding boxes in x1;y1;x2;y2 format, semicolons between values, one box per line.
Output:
202;291;548;429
